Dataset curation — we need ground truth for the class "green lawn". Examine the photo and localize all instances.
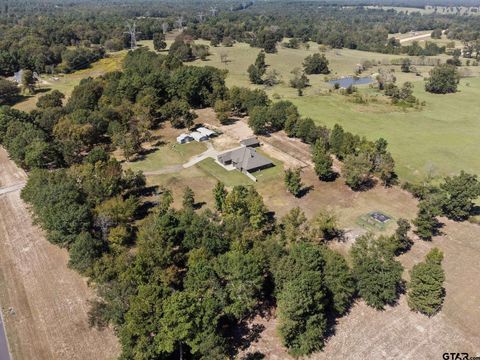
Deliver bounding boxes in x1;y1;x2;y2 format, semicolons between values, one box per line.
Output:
290;78;480;182
195;158;252;186
254;150;284;184
124;141;207;173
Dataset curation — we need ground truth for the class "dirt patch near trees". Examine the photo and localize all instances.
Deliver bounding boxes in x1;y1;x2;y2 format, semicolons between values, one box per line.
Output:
165;109;480;360
0;147;119;360
238;218;480;360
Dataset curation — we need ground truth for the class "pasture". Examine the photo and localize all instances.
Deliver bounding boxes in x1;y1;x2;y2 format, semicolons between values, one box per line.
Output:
147;39;479;183
12;51;125;112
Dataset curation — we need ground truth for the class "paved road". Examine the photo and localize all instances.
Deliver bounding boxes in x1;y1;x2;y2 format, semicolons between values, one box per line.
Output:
0;312;11;360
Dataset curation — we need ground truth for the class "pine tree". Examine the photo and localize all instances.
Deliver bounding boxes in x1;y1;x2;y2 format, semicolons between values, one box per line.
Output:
277;271;328;357
321;247;355;315
284;167;303;197
183;186;195;209
247;51;267;84
213;181;227;212
351;234;403;309
153;33;167;51
312;140;334;181
413;200;440;240
254;51;267;74
393;218;412;254
329;124;345;158
408;248;445;316
247;64;264;84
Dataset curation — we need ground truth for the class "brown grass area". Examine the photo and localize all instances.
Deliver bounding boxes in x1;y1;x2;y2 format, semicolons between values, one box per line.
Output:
194;111;480;360
0;147;119;360
129;110;480;360
239;218;480;360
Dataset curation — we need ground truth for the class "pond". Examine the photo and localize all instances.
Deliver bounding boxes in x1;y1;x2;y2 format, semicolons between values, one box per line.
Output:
328;76;374;88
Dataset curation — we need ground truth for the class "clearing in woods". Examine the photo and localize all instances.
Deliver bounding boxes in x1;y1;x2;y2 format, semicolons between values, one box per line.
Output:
0;147;120;360
12;51;126;113
163;39;479;183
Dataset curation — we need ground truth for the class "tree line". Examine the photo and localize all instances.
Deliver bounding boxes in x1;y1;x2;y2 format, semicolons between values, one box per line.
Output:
0;47;228;167
3;0;480;77
214;89;397;190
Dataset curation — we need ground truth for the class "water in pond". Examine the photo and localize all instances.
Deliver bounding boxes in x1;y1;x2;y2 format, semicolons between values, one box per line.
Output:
328;76;374;88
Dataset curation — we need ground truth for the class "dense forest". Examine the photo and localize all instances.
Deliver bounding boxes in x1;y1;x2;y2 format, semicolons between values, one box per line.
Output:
1;0;480;76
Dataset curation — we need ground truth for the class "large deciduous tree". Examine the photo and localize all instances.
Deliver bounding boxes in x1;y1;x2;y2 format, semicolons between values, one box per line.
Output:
0;78;20;105
351;234;403;309
440;171;480;221
425;64;460;94
303;53;330;75
343;152;373;190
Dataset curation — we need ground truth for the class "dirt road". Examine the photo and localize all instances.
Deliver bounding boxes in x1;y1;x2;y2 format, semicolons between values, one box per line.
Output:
399;33;431;43
0;147;119;360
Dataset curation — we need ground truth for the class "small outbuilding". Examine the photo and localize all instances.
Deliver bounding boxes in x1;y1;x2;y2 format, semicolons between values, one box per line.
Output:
370;211;391;224
190;131;209;142
240;137;260;148
176;133;193;144
197;127;216;137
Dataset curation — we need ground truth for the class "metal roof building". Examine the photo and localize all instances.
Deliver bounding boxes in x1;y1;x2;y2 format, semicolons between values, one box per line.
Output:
197;127;215;137
176;133;193;144
190;131;209;142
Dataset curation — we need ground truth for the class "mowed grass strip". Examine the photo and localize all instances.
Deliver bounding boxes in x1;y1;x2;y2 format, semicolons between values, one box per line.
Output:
196;158;252;186
124;141;207;173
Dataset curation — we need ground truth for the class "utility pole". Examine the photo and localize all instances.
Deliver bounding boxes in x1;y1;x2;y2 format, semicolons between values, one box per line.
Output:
124;22;140;50
175;16;184;30
162;22;169;34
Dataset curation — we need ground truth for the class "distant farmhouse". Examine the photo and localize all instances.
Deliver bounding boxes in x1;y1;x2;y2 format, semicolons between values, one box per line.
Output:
217;137;273;179
176;126;216;144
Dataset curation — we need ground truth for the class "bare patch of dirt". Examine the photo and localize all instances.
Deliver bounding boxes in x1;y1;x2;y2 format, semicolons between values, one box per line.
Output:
238;216;480;360
0;147;119;360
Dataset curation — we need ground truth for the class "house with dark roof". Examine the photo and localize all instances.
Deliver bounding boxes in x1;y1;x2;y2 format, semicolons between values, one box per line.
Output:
217;147;273;173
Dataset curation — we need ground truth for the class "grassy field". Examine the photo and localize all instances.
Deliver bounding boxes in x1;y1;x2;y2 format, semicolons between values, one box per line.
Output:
196;158;252;186
17;38;480;183
13;51;126;112
139;39;479;183
291;78;480;182
124;141;207;173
